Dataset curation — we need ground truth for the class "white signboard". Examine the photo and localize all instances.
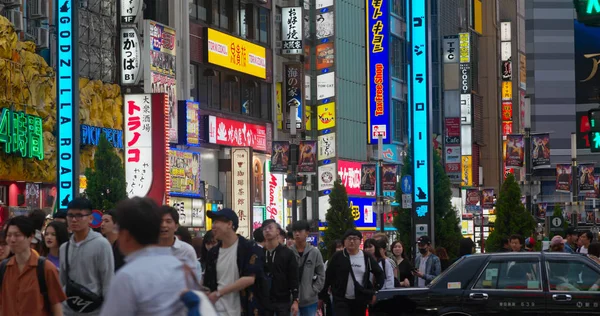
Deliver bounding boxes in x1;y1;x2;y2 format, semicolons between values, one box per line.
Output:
265;162;285;226
231;147;251;238
318;163;336;191
460;94;472;125
442;36;459;64
318;133;336;160
281;7;303;55
316;0;334;9
501;42;512;62
416;224;428;238
120;27;142;85
317;72;335;100
500;22;511;42
445;145;461;164
305;75;311;101
124;94;153;198
170;196;194;227
402;194;412;209
121;0;142;23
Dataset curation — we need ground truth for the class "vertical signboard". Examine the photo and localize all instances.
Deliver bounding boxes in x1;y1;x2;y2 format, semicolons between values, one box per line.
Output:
442;35;461;183
120;27;142;85
121;0;142;23
459;31;472;184
56;0;79;211
283;63;304;131
281;7;303;55
410;0;433;243
265;161;285;226
232;147;252;238
124;94;153;198
366;0;390;144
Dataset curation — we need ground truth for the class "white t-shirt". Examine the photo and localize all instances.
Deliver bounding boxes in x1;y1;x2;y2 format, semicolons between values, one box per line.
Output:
417;256;429;288
579;246;589;254
216;240;241;316
345;251;366;299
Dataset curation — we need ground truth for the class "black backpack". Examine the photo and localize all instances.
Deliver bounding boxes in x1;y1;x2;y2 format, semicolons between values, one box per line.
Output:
0;257;51;311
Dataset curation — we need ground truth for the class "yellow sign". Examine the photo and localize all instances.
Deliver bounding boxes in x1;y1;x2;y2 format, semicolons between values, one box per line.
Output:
462;155;472;186
305;106;312;131
459;33;470;63
474;0;483;34
317;102;336;130
276;83;283;130
206;28;266;79
502;81;512;100
79;175;87;190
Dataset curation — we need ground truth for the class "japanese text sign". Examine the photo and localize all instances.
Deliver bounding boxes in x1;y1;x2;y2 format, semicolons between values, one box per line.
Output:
284;63;304;131
120;27;141;85
121;0;142;23
366;0;390;144
232;147;252;238
208;115;267;151
207;28;266;79
459;32;470;63
0;109;44;160
281;7;303;54
338;160;367;196
502;101;513;121
169;149;202;197
184;101;200;146
124;94;153;198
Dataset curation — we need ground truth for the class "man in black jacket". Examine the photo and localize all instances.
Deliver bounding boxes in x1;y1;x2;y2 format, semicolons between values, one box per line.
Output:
319;229;384;316
262;219;300;316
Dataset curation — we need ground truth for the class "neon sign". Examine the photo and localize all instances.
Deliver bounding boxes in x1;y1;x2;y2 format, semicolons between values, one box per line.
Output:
56;0;79;210
366;0;390;144
411;0;429;204
0;108;44;160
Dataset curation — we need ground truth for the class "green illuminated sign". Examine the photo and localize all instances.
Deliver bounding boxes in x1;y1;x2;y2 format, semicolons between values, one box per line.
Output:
0;108;44;160
590;132;600;152
576;0;600;25
586;0;600;13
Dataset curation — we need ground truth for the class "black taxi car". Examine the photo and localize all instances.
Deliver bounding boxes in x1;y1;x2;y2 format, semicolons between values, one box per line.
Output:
370;252;600;315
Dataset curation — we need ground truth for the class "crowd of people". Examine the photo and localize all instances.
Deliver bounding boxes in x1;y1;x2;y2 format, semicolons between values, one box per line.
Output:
0;196;598;316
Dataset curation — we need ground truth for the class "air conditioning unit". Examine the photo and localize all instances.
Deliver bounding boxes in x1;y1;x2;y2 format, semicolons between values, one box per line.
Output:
2;0;21;8
29;0;48;19
35;27;49;49
8;10;23;31
275;14;282;23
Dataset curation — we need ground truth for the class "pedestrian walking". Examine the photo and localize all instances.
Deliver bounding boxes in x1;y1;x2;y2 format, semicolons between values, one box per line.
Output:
412;236;441;287
42;221;69;268
158;206;198;271
100;210;125;272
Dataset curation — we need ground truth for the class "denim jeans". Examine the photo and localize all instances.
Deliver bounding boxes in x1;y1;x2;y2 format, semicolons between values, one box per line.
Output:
299;303;318;316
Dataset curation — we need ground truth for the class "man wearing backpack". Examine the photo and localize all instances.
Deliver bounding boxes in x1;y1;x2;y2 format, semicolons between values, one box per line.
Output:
0;216;67;315
203;208;266;316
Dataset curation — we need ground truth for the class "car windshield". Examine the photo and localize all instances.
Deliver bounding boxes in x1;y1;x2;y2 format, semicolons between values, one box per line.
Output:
428;256;465;287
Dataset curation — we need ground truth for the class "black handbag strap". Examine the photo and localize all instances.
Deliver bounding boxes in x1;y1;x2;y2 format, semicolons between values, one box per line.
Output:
297;247;312;281
65;241;70;281
348;251;370;286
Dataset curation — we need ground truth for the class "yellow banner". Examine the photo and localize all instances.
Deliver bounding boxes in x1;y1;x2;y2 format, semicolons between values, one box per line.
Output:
462;155;472;186
502;81;512;100
207;28;266;79
459;33;470;63
317;102;336;130
474;0;483;34
305;106;312;131
276;83;283;130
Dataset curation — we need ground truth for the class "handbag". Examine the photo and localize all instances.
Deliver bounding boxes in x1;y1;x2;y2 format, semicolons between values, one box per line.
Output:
348;251;376;303
64;241;104;313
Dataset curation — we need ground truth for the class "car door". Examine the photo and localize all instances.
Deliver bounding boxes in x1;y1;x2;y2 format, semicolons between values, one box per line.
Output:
462;257;546;315
545;257;600;315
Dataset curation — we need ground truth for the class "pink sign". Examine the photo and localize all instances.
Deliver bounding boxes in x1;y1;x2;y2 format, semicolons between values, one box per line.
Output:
338;160;367;196
208;115;267;151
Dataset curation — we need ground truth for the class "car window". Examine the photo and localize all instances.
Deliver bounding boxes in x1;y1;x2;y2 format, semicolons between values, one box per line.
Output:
474;260;542;291
546;260;600;292
428;256;464;287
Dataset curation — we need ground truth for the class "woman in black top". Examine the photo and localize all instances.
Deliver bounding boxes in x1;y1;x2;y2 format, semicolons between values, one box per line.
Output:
391;240;413;287
435;247;451;271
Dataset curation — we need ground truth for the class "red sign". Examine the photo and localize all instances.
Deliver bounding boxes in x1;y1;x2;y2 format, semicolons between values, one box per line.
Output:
444;118;460;137
502;121;512;136
502;101;512;121
466;189;480;205
338;160;367;196
208;115;267;151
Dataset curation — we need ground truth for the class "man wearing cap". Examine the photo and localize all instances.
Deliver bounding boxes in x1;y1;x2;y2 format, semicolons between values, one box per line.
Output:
549;235;566;252
203;208;265;316
318;229;384;316
524;237;536;252
564;228;579;253
413;236;441;288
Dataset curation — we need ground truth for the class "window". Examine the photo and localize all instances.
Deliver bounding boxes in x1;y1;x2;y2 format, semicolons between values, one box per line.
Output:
209;70;220;109
474;260;541;291
221;75;240;112
211;0;220;26
197;67;219;109
392;0;405;18
393;99;407;142
189;0;207;21
546;261;600;292
258;7;270;44
242;80;259;116
391;37;405;80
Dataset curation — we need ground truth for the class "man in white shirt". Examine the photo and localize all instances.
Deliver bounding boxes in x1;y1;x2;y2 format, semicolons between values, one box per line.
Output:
158;206;198;270
100;197;189;316
578;231;593;254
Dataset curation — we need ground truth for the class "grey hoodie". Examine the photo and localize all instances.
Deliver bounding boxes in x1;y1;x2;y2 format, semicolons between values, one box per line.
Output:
291;243;325;307
59;229;115;316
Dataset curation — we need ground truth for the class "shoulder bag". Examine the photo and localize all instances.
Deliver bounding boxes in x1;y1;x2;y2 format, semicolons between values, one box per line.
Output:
64;241;104;313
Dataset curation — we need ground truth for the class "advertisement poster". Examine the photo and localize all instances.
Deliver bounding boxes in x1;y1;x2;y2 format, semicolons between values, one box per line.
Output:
338;160;366;196
531;133;550;169
575;20;600;104
317;133;336;160
482;189;494;209
318;164;336;191
231;148;252;238
169;150;201;197
359;164;376;192
298;141;317;173
505;134;524;168
556;164;572;193
536;203;547;220
316;43;334;70
253;206;265;231
382;164;398;192
578;163;595;193
270;141;290;173
144;21;177;143
465;189;480;213
265;161;285;226
207;116;267;151
170;196;193;227
317;102;336;130
185;101;199;146
348;197;376;229
252;157;265;205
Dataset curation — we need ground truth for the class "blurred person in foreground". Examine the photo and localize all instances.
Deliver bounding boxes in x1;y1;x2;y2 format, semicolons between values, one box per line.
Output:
549;235;566;252
99;197;191;316
588;242;600;264
100;210;125;272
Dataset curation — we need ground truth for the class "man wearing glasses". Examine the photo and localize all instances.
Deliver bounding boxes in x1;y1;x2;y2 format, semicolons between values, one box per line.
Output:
318;229;384;316
59;198;114;316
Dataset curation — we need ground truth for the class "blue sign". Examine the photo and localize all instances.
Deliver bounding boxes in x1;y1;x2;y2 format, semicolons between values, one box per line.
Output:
401;175;412;194
366;0;390;144
411;0;430;203
81;125;123;149
56;0;79;211
349;197;377;228
416;204;428;217
381;144;400;163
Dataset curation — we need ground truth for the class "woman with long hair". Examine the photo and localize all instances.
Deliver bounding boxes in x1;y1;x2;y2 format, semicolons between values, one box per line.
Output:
42;221;69;268
363;239;395;289
199;230;216;272
391;240;413;287
435;247;451;271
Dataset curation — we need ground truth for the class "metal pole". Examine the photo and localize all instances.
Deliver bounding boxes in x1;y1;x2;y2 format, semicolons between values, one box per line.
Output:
480;188;485;253
571;133;579;228
525;128;532;216
290;105;298;224
378;134;384;232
